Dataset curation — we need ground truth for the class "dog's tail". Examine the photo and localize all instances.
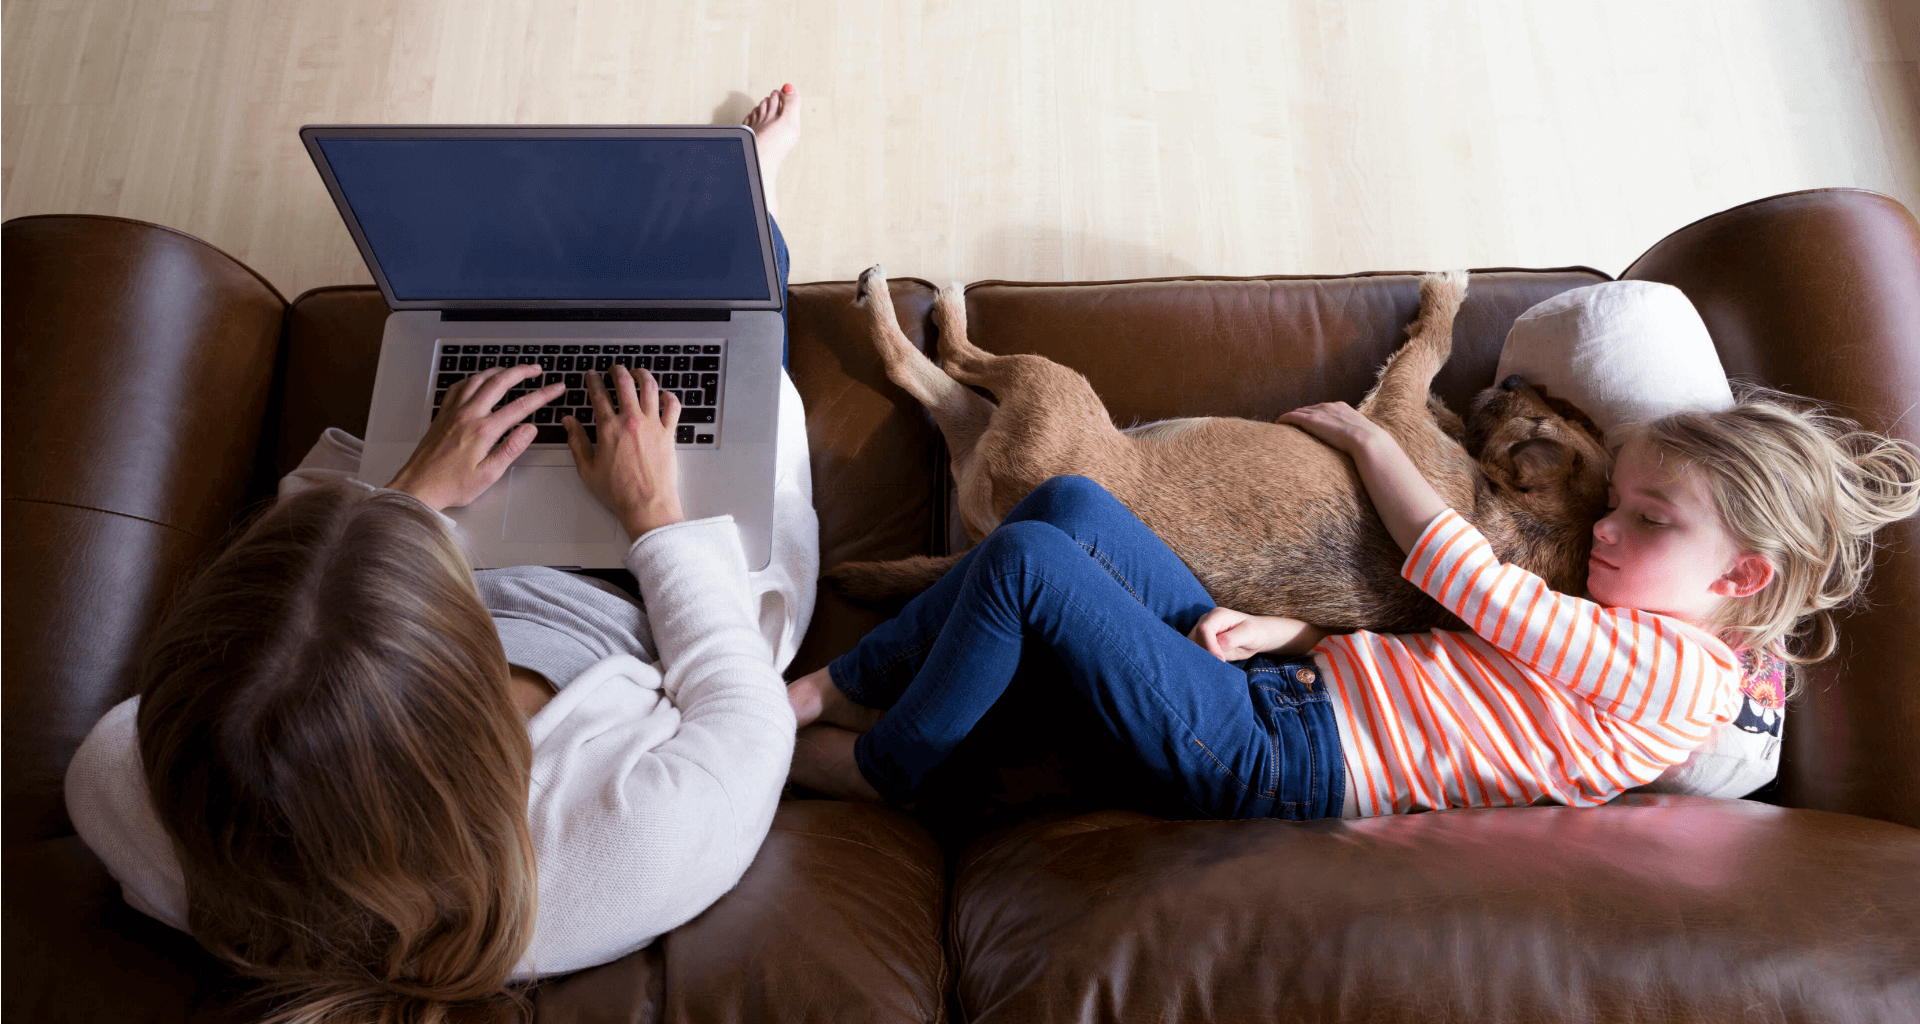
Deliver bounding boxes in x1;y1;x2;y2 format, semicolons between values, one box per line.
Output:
823;554;965;603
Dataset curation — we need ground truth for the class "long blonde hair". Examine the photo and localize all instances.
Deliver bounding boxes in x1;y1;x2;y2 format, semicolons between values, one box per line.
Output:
137;482;536;1024
1616;384;1920;688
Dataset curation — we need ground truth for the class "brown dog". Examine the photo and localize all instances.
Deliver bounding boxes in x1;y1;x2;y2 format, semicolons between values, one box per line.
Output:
829;268;1611;634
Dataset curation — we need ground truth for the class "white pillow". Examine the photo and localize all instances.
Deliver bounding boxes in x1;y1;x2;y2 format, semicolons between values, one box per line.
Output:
1494;280;1779;800
1495;280;1733;434
1633;648;1786;800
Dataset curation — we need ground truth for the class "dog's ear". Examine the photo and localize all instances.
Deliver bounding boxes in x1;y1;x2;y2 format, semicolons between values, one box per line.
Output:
1508;438;1571;490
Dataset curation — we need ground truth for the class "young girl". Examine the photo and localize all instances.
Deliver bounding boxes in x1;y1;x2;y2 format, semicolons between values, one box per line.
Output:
787;386;1920;818
66;88;811;1024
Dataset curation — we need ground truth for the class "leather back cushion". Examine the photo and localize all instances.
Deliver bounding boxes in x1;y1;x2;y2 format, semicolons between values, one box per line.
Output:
2;215;286;842
786;280;945;676
270;286;392;479
946;270;1606;553
961;270;1606;420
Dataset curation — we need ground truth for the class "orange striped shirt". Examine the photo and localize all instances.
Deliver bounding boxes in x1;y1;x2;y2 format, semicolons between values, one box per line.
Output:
1312;508;1740;816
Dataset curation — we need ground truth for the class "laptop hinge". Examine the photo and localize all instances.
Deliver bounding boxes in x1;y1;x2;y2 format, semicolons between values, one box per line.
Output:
440;309;732;322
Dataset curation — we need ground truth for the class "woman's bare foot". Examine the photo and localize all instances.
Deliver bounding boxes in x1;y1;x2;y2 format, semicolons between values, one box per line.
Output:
742;83;801;219
787;665;887;732
790;724;885;803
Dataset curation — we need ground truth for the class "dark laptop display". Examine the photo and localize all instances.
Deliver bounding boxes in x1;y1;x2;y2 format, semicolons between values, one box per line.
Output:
304;124;784;570
313;135;771;303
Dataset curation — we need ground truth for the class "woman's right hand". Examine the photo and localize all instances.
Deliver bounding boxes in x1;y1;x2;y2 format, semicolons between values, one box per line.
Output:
566;365;686;540
385;364;565;511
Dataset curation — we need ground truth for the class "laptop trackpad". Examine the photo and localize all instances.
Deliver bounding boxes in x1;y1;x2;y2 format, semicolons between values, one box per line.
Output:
503;467;623;542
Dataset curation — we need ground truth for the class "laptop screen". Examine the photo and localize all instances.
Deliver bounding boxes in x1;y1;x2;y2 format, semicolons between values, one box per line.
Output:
310;133;775;306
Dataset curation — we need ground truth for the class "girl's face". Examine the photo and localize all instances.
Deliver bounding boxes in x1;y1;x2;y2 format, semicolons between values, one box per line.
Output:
1586;437;1770;624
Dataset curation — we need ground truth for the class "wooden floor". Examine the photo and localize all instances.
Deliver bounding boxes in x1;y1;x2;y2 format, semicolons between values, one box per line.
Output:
5;0;1917;300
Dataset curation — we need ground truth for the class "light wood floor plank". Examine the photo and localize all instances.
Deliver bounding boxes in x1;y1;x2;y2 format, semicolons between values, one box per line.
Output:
5;0;1916;299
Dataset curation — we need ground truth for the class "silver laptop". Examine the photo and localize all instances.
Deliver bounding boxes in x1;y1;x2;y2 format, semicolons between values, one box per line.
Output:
302;125;782;570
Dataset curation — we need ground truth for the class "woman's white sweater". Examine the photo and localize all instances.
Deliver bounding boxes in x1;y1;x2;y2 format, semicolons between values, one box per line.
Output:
63;375;816;980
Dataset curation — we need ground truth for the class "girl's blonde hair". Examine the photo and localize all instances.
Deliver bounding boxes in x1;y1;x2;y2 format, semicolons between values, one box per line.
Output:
137;482;535;1024
1614;383;1920;685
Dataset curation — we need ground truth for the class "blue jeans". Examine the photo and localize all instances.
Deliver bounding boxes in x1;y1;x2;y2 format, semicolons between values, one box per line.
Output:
770;216;790;369
830;476;1346;820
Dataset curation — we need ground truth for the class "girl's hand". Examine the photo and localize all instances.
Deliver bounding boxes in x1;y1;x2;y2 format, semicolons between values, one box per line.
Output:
566;365;686;540
1189;607;1328;661
386;364;565;510
1281;399;1451;556
1189;607;1265;661
1277;401;1390;458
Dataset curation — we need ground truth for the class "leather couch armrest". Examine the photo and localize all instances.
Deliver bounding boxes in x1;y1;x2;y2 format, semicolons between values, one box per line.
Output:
2;835;229;1022
2;215;285;843
1622;189;1920;829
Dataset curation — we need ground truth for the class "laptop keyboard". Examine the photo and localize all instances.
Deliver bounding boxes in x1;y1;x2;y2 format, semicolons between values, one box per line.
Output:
431;341;723;447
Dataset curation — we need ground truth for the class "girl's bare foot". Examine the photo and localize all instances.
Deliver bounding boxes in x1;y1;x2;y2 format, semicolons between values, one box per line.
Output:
742;83;801;219
790;724;885;803
787;665;887;732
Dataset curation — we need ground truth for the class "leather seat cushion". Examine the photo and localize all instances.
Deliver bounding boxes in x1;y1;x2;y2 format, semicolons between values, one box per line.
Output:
949;795;1920;1023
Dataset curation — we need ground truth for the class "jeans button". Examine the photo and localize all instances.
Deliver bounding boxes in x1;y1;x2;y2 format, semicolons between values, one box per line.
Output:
1297;667;1317;686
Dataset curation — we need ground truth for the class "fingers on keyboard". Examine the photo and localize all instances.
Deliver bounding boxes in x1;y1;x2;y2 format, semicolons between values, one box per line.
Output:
433;346;721;445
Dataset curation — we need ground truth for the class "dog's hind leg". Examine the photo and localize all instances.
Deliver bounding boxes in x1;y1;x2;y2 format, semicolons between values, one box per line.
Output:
930;284;999;374
1358;270;1479;509
924;283;998;473
857;266;998;470
1357;270;1467;422
932;318;1135;527
873;273;1129;538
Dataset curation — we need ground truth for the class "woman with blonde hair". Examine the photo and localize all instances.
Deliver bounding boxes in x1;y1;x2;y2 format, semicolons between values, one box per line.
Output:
66;87;811;1023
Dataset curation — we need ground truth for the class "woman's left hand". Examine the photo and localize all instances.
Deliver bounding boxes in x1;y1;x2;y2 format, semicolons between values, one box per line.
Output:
385;364;565;511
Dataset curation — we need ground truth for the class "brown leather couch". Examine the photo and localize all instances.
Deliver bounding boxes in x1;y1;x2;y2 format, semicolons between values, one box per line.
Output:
7;188;1918;1023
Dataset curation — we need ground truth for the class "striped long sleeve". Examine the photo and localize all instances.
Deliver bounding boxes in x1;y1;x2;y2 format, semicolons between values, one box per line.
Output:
1314;509;1741;816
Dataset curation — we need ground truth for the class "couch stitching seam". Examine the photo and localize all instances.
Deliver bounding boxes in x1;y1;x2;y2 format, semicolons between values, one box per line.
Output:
3;496;205;539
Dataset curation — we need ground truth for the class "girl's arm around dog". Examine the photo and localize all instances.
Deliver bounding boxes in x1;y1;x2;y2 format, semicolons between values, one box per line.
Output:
1278;402;1449;553
1285;402;1740;750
